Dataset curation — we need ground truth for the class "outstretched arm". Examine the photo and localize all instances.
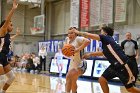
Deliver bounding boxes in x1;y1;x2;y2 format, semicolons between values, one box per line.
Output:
10;27;20;41
82;51;104;59
0;0;18;37
72;29;101;40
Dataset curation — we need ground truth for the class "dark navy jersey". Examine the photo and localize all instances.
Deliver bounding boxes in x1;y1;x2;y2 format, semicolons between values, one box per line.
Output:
99;35;128;64
0;33;11;54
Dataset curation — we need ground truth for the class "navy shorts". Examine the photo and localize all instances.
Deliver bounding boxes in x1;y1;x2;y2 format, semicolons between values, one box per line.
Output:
0;52;9;67
102;62;135;89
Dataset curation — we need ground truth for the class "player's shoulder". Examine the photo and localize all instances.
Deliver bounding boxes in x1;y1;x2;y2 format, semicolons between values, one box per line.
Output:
131;39;137;43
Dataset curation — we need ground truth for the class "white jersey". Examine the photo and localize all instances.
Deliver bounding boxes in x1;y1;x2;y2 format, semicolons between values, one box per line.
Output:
65;36;85;70
55;52;63;64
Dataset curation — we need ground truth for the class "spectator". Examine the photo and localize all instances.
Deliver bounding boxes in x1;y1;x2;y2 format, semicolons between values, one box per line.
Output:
38;46;47;71
121;32;139;83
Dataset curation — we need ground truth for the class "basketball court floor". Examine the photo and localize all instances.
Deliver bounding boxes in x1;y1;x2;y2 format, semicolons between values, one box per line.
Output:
1;70;140;93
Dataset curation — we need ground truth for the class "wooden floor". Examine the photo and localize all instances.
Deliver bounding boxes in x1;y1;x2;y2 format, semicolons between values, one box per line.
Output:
1;70;140;93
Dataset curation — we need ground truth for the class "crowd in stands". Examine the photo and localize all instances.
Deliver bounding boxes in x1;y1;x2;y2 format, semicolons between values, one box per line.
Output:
9;53;41;74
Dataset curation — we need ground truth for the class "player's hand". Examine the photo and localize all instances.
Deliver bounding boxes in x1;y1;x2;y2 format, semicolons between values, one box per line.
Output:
70;48;75;56
72;29;79;35
135;55;139;60
13;0;18;9
74;48;80;53
16;27;20;35
82;53;91;59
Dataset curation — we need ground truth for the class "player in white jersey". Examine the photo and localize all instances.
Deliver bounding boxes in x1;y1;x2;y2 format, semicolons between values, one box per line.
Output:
64;27;90;93
54;49;64;77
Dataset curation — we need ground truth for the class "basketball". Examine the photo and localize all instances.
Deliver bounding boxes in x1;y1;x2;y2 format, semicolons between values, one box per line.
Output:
62;44;75;57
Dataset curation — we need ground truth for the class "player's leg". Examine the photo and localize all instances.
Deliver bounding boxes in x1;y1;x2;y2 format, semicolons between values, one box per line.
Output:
98;76;109;93
2;64;15;93
59;63;63;77
65;70;72;93
99;65;116;93
71;60;87;93
0;64;5;90
71;68;82;93
126;87;140;93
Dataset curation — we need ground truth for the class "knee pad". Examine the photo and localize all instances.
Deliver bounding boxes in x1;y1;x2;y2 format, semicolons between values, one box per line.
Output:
0;75;6;88
5;70;15;85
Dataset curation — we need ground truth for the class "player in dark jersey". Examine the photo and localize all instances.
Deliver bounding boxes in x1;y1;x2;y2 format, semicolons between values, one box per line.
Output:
0;0;18;93
72;26;140;93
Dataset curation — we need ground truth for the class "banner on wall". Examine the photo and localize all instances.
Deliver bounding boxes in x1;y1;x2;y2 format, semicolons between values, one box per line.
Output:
80;0;90;28
70;0;80;28
38;40;63;52
90;0;101;26
101;0;113;24
115;0;127;22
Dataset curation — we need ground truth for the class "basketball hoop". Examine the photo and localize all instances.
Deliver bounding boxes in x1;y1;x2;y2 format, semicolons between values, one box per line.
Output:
30;27;40;35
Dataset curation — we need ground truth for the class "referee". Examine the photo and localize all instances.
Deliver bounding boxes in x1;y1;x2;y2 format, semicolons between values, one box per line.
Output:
121;32;139;83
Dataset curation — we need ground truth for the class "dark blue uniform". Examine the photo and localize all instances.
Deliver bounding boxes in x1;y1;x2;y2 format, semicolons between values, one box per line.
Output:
99;35;135;88
0;33;11;67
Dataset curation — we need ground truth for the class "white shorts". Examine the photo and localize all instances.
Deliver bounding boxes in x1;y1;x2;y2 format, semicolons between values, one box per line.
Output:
57;61;63;65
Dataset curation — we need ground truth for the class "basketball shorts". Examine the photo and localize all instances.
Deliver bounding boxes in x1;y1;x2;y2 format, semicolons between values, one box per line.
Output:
102;62;135;89
0;52;9;67
78;60;87;74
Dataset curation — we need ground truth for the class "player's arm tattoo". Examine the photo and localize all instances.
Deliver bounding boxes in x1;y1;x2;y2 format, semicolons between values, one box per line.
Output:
78;32;88;38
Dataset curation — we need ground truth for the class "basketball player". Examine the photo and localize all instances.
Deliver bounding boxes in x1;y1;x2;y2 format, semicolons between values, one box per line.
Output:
72;26;140;93
0;0;18;93
54;49;64;77
64;27;90;93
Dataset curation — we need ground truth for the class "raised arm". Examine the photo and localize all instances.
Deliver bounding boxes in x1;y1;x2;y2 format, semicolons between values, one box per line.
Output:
0;0;18;37
10;27;20;40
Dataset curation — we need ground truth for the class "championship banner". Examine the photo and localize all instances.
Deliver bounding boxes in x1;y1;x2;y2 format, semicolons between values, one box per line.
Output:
70;0;80;28
90;0;101;26
101;0;113;24
115;0;127;22
80;0;90;28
